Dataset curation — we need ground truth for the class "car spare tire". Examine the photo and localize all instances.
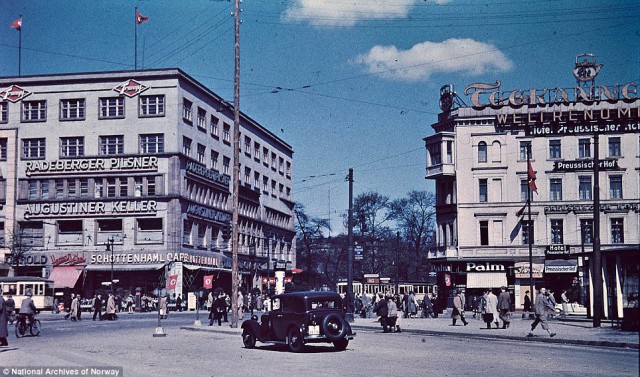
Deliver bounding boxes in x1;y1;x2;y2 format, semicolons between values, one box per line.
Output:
322;313;347;341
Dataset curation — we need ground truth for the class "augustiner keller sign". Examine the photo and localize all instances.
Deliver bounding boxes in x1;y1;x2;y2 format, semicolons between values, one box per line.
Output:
24;200;157;219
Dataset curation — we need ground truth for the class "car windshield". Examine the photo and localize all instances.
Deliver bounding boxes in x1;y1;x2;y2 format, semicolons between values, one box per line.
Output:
309;298;339;310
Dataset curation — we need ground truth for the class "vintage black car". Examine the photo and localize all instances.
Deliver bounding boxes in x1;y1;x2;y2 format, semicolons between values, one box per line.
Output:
241;291;355;352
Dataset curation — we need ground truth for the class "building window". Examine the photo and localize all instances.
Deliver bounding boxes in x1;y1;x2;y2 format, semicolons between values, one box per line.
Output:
549;178;562;201
611;218;624;244
99;97;125;119
197;107;206;131
522;220;534;245
479;221;489;245
244;167;251;185
60;137;84;157
57;220;83;245
580;219;593;245
106;178;117;198
428;143;441;165
55;179;64;199
96;219;123;244
263;176;269;193
550;219;563;244
254;142;261;161
140;134;164;154
477;141;487;163
254;172;260;188
271;152;277;171
99;135;124;155
244;136;251;156
210;115;219;138
28;181;37;200
119;178;128;197
223;123;231;144
578;138;591;158
195;143;206;164
94;179;104;198
478;179;488;202
608;137;621;157
22;138;46;159
263;147;269;166
136;218;163;244
182;99;193;123
211;151;219;170
183;220;193;246
448;141;456;163
549;140;561;159
80;178;89;197
22;100;47;122
182;137;192;156
19;221;44;247
222;156;230;175
68;180;77;198
0;138;7;161
520;179;532;202
41;181;49;199
286;161;291;178
60;99;85;120
609;175;623;199
197;224;206;249
0;102;7;123
139;95;165;116
578;176;592;200
519;141;532;161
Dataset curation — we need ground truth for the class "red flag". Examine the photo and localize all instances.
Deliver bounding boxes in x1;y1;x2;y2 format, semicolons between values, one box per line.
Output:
136;10;149;25
203;275;213;289
516;203;527;217
10;17;22;31
167;275;178;289
528;161;538;194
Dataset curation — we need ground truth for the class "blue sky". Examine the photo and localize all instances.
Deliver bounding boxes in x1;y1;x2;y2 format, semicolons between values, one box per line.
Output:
1;0;639;234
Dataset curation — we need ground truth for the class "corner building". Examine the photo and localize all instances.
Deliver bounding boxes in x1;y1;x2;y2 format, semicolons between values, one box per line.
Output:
0;69;295;299
424;81;639;319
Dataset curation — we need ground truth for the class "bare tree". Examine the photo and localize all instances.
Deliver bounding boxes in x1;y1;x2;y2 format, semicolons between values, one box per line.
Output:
294;203;330;274
352;191;392;274
5;226;38;275
389;190;436;280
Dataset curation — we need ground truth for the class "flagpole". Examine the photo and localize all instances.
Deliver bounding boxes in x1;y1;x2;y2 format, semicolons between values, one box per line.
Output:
527;144;534;307
18;14;22;76
134;7;138;70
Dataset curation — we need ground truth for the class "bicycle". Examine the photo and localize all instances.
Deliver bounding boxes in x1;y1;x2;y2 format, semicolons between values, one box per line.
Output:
15;314;41;338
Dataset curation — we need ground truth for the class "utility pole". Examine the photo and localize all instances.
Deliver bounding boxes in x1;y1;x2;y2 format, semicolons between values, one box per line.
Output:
230;0;241;329
346;168;354;322
395;231;400;295
592;133;603;327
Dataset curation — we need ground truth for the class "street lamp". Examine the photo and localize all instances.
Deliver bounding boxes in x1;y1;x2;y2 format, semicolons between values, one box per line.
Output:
105;237;115;294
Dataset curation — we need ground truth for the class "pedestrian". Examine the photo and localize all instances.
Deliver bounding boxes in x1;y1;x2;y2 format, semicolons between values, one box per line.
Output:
176;295;183;312
159;295;168;319
0;295;9;347
207;290;214;311
238;291;244;314
106;293;117;320
92;294;103;321
407;291;418;318
480;289;493;328
387;295;402;332
5;295;15;325
546;289;558;320
560;290;569;319
527;288;556;338
431;294;439;318
255;293;263;312
422;294;435;318
223;292;230;322
452;289;468;326
498;286;511;329
210;293;227;326
53;297;59;314
372;293;389;332
523;290;532;312
486;288;500;329
126;295;134;313
69;294;80;321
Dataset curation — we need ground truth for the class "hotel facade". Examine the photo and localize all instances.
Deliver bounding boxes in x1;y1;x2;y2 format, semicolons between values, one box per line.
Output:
424;76;639;319
0;69;295;299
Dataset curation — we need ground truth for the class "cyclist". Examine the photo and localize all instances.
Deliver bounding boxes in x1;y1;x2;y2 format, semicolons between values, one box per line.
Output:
18;289;37;328
5;294;15;324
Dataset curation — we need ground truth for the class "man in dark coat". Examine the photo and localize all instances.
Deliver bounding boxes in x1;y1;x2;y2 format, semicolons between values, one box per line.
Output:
372;293;389;333
497;286;511;329
92;294;102;321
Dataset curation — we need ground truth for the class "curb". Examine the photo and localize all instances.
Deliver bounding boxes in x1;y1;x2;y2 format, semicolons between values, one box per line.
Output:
350;325;640;350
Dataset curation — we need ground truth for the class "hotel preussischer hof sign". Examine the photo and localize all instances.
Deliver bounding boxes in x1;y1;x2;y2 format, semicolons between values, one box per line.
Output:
463;81;639;136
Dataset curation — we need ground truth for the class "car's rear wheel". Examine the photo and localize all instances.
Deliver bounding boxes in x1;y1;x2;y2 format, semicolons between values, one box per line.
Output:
333;338;349;351
242;329;256;349
287;327;305;353
322;313;347;342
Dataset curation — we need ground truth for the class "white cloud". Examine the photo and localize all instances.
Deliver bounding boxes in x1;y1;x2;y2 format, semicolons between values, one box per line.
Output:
282;0;451;27
353;38;513;81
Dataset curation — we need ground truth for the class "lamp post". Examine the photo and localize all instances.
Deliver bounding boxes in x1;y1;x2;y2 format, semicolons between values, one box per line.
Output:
105;237;115;294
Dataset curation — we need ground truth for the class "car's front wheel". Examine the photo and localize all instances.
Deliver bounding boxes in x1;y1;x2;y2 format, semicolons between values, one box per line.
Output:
242;329;256;349
333;338;349;351
287;327;305;353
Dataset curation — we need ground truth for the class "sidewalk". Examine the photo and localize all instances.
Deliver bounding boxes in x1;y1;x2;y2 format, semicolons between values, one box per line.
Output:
179;311;639;350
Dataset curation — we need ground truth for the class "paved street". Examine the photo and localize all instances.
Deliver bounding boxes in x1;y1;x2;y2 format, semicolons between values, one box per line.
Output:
0;311;637;377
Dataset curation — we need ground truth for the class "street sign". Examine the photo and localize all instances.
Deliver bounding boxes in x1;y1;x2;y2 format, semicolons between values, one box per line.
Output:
354;245;363;260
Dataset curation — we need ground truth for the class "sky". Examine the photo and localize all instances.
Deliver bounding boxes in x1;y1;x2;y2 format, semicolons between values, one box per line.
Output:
1;0;639;235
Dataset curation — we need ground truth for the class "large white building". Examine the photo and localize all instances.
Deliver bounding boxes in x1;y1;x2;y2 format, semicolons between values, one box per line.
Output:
0;69;295;299
424;77;639;318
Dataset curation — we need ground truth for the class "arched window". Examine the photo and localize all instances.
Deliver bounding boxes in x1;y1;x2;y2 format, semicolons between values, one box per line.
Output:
478;141;487;163
492;141;501;162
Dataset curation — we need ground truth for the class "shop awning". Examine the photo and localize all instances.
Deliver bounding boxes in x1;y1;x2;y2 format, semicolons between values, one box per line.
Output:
183;264;231;273
466;272;507;288
84;264;164;272
545;259;578;273
49;266;84;288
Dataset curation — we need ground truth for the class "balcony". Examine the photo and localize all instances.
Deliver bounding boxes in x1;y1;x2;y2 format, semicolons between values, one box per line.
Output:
426;162;456;178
